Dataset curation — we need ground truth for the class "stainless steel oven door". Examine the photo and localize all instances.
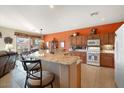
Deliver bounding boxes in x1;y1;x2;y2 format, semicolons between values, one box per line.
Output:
87;52;100;66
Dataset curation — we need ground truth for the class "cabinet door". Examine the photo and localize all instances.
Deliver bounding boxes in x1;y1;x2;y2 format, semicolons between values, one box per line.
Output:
76;36;82;46
81;52;86;63
100;53;114;68
108;33;115;45
69;37;72;48
69;37;76;47
100;34;109;45
93;34;100;39
100;33;115;45
71;36;77;46
82;36;87;46
69;37;72;47
88;35;92;40
88;34;100;39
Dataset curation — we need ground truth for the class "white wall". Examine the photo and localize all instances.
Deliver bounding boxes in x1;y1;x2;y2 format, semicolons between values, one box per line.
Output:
0;27;17;51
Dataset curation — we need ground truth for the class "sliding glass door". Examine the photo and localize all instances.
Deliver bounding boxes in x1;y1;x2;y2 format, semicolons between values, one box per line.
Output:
16;36;41;53
16;37;30;53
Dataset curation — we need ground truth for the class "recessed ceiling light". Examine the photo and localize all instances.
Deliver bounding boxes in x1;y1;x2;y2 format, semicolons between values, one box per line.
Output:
50;5;54;9
90;12;98;17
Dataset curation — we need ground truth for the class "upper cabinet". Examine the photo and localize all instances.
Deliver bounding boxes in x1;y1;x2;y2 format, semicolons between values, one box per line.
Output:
69;35;87;48
100;34;109;45
88;34;100;39
69;32;115;48
70;36;77;46
108;33;115;45
82;36;87;46
76;36;82;46
100;33;115;45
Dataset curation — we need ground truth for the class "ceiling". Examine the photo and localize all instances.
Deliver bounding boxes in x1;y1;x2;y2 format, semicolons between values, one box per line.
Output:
0;5;124;34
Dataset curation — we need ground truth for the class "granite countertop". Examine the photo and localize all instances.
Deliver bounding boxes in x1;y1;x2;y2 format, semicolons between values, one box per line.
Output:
39;53;81;65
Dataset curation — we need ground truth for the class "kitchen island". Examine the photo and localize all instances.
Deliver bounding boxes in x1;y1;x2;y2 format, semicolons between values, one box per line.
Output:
40;53;81;88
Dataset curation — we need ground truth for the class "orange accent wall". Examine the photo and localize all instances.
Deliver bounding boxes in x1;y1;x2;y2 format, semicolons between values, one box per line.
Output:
44;22;124;50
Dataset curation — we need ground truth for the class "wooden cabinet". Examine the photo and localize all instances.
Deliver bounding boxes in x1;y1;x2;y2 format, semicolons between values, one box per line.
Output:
81;52;86;63
109;33;115;45
100;34;109;45
100;33;115;45
70;51;80;56
70;51;86;63
70;36;77;46
69;36;87;48
88;34;100;39
76;36;82;46
82;36;87;46
71;37;77;46
100;53;114;68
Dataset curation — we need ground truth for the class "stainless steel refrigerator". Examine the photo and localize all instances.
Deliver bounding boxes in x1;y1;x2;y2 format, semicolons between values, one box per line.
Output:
115;24;124;88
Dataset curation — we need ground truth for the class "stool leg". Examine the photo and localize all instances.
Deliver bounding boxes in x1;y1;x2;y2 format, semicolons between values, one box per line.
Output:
51;83;53;88
24;76;28;88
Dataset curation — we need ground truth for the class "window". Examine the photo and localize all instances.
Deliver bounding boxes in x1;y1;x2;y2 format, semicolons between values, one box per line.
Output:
16;37;30;53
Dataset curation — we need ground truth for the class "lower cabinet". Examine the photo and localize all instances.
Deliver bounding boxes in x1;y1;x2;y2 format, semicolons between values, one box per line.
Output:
100;53;114;68
70;51;86;63
81;52;86;63
70;52;114;68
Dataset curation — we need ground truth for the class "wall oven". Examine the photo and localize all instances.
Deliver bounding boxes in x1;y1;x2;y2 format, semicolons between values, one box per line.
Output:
87;39;100;66
87;39;100;46
87;47;100;66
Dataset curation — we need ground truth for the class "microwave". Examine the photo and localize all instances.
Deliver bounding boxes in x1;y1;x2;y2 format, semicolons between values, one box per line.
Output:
87;39;100;46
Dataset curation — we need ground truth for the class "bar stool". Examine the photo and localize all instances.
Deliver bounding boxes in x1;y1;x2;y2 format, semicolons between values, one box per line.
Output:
20;52;40;73
21;59;55;88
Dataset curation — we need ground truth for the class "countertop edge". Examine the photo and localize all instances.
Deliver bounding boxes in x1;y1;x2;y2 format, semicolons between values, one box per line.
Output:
40;56;81;65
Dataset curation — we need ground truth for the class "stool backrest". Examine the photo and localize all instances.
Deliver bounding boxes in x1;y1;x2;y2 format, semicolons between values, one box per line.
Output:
21;59;42;86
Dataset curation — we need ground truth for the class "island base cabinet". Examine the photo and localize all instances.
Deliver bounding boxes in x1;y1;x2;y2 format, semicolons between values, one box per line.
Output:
42;61;60;87
42;60;81;88
60;62;81;88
